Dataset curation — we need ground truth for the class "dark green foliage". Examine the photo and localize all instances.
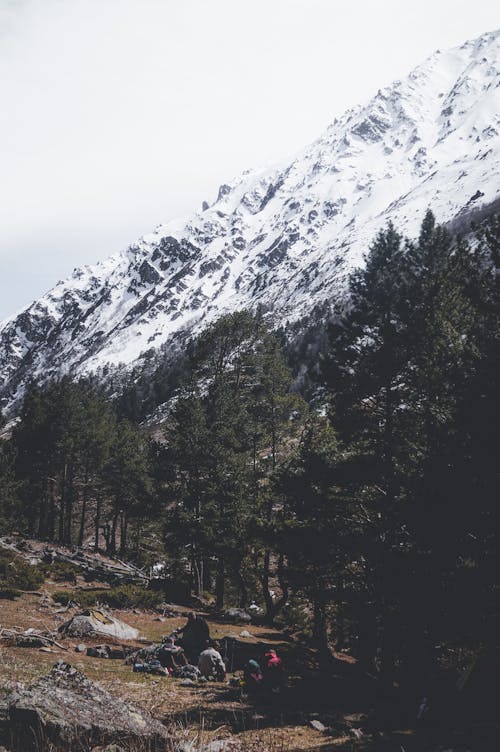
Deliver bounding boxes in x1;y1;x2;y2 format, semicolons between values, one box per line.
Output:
10;379;155;556
0;424;19;533
48;560;80;583
321;211;500;685
165;311;307;611
53;584;160;609
0;547;45;594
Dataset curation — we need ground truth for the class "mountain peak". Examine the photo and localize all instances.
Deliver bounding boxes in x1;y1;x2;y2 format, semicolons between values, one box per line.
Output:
1;30;500;413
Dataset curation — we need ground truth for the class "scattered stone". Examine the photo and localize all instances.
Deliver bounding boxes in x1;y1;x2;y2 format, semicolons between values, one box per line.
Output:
310;719;328;733
75;643;87;653
125;644;160;665
239;630;251;638
180;678;196;686
86;644;128;659
0;661;170;751
154;616;165;622
176;665;201;681
222;608;251;624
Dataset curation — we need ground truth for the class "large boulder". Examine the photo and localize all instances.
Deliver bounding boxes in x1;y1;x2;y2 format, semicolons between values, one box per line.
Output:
0;661;169;751
59;609;139;640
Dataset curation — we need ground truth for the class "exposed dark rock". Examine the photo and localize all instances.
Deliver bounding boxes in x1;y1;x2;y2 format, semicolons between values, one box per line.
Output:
468;189;485;204
217;184;232;201
0;662;169;751
138;261;161;286
86;644;131;659
199;256;225;277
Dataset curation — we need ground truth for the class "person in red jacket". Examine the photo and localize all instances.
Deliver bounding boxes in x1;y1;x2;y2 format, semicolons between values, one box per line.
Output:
263;649;285;693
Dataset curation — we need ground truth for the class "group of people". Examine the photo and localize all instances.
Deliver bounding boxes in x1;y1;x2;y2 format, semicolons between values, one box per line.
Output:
157;611;226;681
243;649;285;696
156;611;285;693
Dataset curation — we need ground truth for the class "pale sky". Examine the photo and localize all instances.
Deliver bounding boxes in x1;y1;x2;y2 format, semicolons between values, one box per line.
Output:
1;0;499;319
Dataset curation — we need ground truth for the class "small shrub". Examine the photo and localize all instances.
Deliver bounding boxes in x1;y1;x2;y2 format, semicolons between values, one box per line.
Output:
0;548;46;591
274;595;311;634
53;584;160;610
0;585;22;599
49;561;79;584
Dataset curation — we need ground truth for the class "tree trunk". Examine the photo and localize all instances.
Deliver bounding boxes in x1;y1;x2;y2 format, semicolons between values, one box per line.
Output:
119;512;129;556
235;566;248;608
261;550;275;624
37;481;48;540
58;463;67;543
313;593;331;662
274;553;289;613
191;549;204;597
357;604;378;673
109;512;119;555
94;494;101;551
78;472;90;548
379;610;398;686
64;469;74;545
47;479;56;541
215;556;225;609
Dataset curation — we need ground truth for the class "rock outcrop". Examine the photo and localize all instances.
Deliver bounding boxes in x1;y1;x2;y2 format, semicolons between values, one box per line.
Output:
0;662;169;751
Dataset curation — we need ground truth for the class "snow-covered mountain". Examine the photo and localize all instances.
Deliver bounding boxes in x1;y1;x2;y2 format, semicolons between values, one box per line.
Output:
1;29;500;412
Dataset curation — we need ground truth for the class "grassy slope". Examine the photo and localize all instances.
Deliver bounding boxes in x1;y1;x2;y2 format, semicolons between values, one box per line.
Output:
0;580;345;751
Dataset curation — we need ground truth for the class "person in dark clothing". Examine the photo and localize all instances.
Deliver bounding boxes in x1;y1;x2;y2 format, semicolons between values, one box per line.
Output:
176;611;210;663
158;636;188;673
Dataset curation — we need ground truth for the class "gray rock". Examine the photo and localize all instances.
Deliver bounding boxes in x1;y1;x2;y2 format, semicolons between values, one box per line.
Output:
309;719;328;733
222;608;251;624
0;661;170;751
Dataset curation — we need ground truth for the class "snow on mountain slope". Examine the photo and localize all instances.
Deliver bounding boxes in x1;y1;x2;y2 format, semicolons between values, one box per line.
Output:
1;29;500;411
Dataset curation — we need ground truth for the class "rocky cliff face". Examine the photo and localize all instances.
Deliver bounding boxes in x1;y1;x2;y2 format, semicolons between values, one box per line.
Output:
1;29;500;412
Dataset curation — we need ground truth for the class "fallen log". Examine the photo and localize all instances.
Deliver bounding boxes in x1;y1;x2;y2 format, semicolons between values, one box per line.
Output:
0;627;67;651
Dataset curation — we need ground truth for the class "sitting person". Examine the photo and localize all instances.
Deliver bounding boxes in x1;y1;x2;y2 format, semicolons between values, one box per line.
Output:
243;659;264;695
176;611;210;663
262;649;285;693
198;640;226;681
158;636;188;673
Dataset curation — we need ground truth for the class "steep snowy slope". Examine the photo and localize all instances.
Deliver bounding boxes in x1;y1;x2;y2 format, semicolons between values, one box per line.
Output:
1;29;500;411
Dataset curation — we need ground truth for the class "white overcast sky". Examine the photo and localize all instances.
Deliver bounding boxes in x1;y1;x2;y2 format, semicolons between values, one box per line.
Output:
1;0;499;319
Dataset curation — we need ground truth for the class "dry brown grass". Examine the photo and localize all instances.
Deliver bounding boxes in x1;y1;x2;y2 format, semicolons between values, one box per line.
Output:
1;580;362;752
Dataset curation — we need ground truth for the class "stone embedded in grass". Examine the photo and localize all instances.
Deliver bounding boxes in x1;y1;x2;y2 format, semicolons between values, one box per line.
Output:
0;661;170;751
